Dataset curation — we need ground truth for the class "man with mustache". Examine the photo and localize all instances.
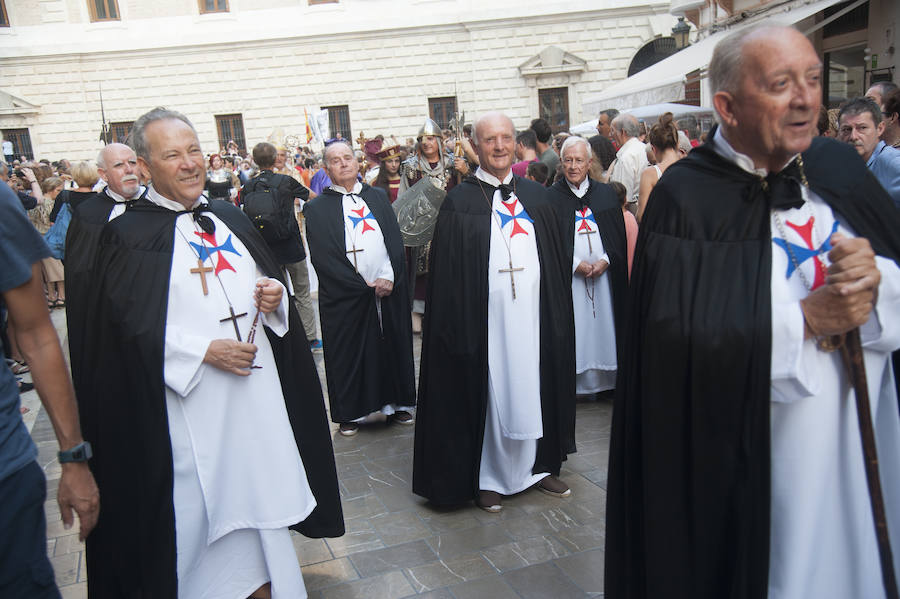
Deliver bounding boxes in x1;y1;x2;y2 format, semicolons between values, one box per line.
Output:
838;96;900;208
80;108;343;598
65;143;146;411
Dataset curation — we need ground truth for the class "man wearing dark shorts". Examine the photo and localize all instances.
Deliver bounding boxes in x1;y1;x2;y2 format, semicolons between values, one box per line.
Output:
0;183;99;598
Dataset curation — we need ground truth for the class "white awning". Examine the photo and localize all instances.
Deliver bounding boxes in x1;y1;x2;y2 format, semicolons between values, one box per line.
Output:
583;0;845;113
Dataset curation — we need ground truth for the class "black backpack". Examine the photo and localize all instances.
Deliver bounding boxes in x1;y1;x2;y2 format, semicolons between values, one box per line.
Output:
241;173;295;243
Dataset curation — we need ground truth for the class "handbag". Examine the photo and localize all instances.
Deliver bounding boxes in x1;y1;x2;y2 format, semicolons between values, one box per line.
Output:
43;200;71;260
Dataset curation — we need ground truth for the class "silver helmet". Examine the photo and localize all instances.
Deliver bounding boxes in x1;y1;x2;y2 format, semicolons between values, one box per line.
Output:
417;118;442;140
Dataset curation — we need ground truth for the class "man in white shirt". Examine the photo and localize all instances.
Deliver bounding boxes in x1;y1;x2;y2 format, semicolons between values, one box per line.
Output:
609;113;649;214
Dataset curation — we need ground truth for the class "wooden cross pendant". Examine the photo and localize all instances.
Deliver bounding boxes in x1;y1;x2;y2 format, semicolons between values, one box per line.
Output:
346;244;364;273
220;306;248;341
498;258;525;300
579;228;597;255
190;259;214;296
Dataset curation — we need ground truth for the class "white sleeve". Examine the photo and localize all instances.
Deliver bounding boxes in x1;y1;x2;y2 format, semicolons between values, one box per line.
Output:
164;325;210;398
770;300;819;400
374;247;395;283
258;276;290;338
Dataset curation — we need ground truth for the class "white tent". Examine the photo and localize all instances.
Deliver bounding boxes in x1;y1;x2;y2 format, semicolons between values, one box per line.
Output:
569;103;713;135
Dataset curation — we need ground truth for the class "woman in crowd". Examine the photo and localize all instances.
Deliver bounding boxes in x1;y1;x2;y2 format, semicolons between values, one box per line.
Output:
637;112;682;222
373;145;403;203
29;176;66;308
609;181;637;280
55;161;98;215
205;153;238;202
588;135;617;183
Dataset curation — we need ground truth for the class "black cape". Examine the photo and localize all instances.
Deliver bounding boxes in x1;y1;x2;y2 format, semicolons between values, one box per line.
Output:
83;198;344;599
604;131;900;599
65;188;140;440
548;177;629;365
303;184;415;422
412;175;576;505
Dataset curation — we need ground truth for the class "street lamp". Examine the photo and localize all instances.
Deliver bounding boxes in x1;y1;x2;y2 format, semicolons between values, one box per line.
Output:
672;17;691;49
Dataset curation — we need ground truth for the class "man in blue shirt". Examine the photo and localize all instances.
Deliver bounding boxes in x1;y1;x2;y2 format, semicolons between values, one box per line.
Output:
0;183;99;598
839;96;900;209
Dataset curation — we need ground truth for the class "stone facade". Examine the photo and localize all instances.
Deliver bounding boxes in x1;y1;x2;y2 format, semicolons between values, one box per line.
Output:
0;0;675;159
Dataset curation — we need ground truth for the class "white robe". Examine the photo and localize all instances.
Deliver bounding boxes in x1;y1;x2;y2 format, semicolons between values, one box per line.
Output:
150;187;316;599
333;182;414;422
475;168;548;495
713;132;900;599
568;179;617;394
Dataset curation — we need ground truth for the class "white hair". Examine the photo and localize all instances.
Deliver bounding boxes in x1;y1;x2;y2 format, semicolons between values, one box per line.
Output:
559;135;591;159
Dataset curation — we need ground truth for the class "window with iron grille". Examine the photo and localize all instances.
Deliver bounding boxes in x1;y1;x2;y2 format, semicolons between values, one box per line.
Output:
428;97;457;130
88;0;119;22
2;129;34;160
324;105;351;141
538;87;569;134
199;0;228;13
215;114;246;154
109;121;133;144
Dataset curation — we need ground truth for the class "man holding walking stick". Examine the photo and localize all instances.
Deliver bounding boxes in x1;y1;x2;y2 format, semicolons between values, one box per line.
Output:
605;25;900;599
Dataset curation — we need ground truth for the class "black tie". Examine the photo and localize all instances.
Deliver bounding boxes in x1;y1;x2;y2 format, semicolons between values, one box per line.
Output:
182;205;215;234
765;158;805;211
498;183;513;202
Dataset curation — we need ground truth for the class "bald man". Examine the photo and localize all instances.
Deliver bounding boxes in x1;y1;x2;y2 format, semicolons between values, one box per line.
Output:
65;143;147;435
605;25;900;599
413;112;576;513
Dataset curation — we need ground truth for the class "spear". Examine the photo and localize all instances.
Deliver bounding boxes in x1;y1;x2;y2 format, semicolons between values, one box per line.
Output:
99;83;110;145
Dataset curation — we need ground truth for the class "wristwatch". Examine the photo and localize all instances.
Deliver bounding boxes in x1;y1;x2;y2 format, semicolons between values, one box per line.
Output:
58;441;93;463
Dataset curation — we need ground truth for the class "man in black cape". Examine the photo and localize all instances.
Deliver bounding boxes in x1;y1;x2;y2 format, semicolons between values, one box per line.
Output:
65;142;144;446
82;108;343;599
304;139;415;436
605;26;900;599
413;112;576;512
548;136;627;394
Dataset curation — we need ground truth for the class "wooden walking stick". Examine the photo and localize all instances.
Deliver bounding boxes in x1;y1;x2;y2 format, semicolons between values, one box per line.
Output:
839;327;899;599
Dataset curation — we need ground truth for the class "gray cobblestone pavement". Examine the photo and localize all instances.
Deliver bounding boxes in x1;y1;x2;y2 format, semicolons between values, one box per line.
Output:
25;305;610;598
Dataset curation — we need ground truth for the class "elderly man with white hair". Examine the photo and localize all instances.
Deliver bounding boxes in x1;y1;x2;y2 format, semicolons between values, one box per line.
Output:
609;113;649;213
413;112;576;513
65;143;147;418
605;24;900;599
548;136;627;397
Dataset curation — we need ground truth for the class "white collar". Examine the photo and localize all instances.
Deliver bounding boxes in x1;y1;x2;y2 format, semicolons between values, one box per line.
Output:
147;184;205;212
474;167;513;187
566;177;590;198
713;127;796;177
104;184;145;203
330;180;363;195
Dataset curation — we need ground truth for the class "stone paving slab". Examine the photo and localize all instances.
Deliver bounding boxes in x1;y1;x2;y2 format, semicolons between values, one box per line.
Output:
31;308;613;598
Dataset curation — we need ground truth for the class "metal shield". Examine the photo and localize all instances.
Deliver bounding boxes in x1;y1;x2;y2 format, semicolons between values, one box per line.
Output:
392;177;447;247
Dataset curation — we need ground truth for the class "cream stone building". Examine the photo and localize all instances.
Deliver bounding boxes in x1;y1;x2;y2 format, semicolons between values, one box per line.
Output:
0;0;679;160
586;0;899;114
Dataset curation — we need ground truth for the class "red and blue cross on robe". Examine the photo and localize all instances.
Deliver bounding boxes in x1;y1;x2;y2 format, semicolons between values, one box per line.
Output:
772;216;840;290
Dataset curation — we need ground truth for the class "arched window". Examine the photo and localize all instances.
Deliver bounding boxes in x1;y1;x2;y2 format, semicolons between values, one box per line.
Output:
628;37;679;77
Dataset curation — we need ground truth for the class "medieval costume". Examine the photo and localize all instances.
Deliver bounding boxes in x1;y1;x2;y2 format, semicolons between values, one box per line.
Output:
82;192;343;598
548;177;627;394
605;130;900;599
412;168;575;504
303;181;416;424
